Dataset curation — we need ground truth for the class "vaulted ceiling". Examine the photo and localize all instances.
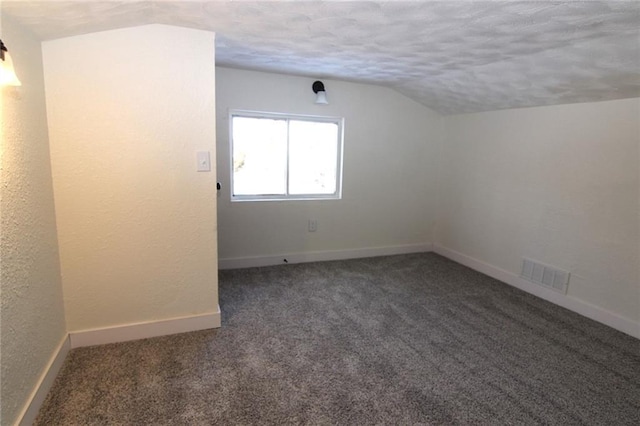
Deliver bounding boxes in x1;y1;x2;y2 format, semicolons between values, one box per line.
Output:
3;1;639;114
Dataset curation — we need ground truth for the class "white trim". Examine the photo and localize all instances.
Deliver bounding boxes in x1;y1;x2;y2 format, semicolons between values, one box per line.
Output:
17;335;70;426
433;244;640;339
218;243;434;270
69;308;221;349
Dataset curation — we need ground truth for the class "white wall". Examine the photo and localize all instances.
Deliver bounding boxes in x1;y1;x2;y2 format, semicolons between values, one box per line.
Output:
42;25;219;333
216;67;443;262
437;98;640;325
0;17;67;425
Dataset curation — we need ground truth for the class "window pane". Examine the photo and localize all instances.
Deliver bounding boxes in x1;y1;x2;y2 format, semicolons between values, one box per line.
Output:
288;120;339;195
232;117;287;195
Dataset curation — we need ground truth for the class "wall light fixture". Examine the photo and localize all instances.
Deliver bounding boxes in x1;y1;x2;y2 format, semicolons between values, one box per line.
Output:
312;80;328;105
1;39;22;87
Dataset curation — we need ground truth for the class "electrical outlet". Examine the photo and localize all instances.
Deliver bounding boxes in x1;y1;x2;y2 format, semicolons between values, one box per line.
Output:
308;220;318;232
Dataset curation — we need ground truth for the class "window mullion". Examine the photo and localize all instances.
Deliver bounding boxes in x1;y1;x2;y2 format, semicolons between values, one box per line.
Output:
285;118;291;196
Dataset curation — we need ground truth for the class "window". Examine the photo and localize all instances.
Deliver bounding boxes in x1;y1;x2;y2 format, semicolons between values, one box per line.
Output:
230;110;344;201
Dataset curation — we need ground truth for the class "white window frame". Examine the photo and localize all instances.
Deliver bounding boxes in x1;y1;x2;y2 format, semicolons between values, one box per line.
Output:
229;109;344;202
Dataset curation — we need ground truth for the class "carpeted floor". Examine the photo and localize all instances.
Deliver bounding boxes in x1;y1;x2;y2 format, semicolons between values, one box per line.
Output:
36;253;640;425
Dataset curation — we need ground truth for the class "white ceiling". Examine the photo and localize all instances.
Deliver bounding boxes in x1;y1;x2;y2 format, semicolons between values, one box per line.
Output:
2;0;639;115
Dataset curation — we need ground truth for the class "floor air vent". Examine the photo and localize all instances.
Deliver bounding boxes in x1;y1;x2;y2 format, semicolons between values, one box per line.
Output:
521;258;570;294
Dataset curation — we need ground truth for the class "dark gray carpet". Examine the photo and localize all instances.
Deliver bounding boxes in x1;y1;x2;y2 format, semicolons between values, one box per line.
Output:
36;253;640;425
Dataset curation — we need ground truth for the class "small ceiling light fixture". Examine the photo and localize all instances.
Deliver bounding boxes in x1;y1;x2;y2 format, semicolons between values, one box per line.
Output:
0;39;22;87
312;80;328;105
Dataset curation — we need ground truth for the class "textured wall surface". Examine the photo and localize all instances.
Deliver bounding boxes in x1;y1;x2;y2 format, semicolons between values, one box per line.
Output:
216;67;442;260
43;25;218;332
3;1;639;115
438;98;640;323
0;17;67;425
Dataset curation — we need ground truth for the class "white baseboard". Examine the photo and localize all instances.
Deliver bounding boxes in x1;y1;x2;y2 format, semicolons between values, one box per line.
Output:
218;243;434;270
17;335;70;426
16;310;222;422
69;308;222;348
433;244;639;339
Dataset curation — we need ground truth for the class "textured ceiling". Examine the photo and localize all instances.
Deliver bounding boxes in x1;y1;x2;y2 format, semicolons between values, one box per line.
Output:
2;0;639;115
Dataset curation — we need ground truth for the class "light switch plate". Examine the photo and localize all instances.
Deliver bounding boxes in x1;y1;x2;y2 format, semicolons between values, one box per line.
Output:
197;151;211;172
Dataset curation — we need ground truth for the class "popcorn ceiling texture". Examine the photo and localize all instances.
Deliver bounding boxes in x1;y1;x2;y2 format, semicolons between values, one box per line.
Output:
3;0;639;114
